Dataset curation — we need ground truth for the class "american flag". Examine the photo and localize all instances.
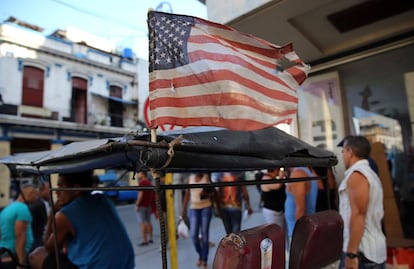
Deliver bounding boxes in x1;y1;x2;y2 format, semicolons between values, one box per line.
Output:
148;11;309;131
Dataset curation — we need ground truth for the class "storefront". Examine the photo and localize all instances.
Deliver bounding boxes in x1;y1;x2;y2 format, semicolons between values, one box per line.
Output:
297;40;414;238
206;0;414;239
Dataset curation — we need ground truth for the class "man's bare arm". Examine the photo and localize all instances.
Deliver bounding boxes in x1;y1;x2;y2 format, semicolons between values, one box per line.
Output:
347;171;369;253
289;169;308;220
14;220;28;266
44;212;74;254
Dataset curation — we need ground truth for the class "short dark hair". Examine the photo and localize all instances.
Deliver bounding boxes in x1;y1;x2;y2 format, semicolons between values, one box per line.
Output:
59;171;94;188
342;135;371;159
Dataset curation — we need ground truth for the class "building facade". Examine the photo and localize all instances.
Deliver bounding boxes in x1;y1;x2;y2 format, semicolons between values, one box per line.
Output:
0;18;144;207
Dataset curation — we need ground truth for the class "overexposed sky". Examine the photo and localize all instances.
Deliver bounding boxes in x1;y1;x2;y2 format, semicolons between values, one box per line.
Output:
0;0;207;59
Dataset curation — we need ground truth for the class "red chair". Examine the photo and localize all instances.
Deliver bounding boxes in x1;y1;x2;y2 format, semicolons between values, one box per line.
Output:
213;223;285;269
289;210;343;269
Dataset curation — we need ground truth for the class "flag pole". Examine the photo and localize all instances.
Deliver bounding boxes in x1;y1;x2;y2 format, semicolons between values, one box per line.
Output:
150;128;169;269
147;8;170;269
148;9;172;269
151;127;179;269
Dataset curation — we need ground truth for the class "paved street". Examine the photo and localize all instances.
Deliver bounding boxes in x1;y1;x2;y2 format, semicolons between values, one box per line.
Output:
117;185;265;269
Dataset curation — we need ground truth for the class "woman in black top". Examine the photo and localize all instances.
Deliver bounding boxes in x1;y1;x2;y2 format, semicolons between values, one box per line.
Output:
260;168;287;229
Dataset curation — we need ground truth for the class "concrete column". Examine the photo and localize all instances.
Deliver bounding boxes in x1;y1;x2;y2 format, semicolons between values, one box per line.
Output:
50;139;64;200
0;138;11;208
404;71;414;145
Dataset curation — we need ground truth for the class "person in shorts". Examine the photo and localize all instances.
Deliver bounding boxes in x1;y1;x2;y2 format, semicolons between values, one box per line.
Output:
135;170;155;246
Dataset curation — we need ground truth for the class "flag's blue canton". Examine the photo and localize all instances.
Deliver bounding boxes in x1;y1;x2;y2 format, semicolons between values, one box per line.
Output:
148;12;194;72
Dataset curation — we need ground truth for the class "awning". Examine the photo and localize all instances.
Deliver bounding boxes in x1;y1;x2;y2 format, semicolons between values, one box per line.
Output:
91;92;138;105
0;127;337;175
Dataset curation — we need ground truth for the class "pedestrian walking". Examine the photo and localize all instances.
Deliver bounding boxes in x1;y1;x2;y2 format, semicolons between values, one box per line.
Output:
181;173;213;269
260;168;286;229
285;167;318;243
211;172;253;234
0;181;38;268
29;179;50;250
337;136;386;269
136;169;155;246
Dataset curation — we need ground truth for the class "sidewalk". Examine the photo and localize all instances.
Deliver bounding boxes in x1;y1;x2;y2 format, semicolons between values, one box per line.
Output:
133;209;266;269
126;185;340;269
130;185;265;269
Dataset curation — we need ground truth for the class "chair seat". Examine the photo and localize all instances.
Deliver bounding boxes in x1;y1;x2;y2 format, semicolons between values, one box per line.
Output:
213;223;285;269
289;210;344;269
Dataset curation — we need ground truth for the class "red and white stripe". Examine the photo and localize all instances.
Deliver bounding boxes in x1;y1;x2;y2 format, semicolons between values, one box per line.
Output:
149;16;309;131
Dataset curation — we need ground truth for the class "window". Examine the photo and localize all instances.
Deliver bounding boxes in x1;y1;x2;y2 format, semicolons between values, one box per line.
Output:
71;77;87;124
22;66;44;107
109;85;123;127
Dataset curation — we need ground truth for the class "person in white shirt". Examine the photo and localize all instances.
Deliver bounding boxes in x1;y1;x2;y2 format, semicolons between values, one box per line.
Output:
338;135;386;269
